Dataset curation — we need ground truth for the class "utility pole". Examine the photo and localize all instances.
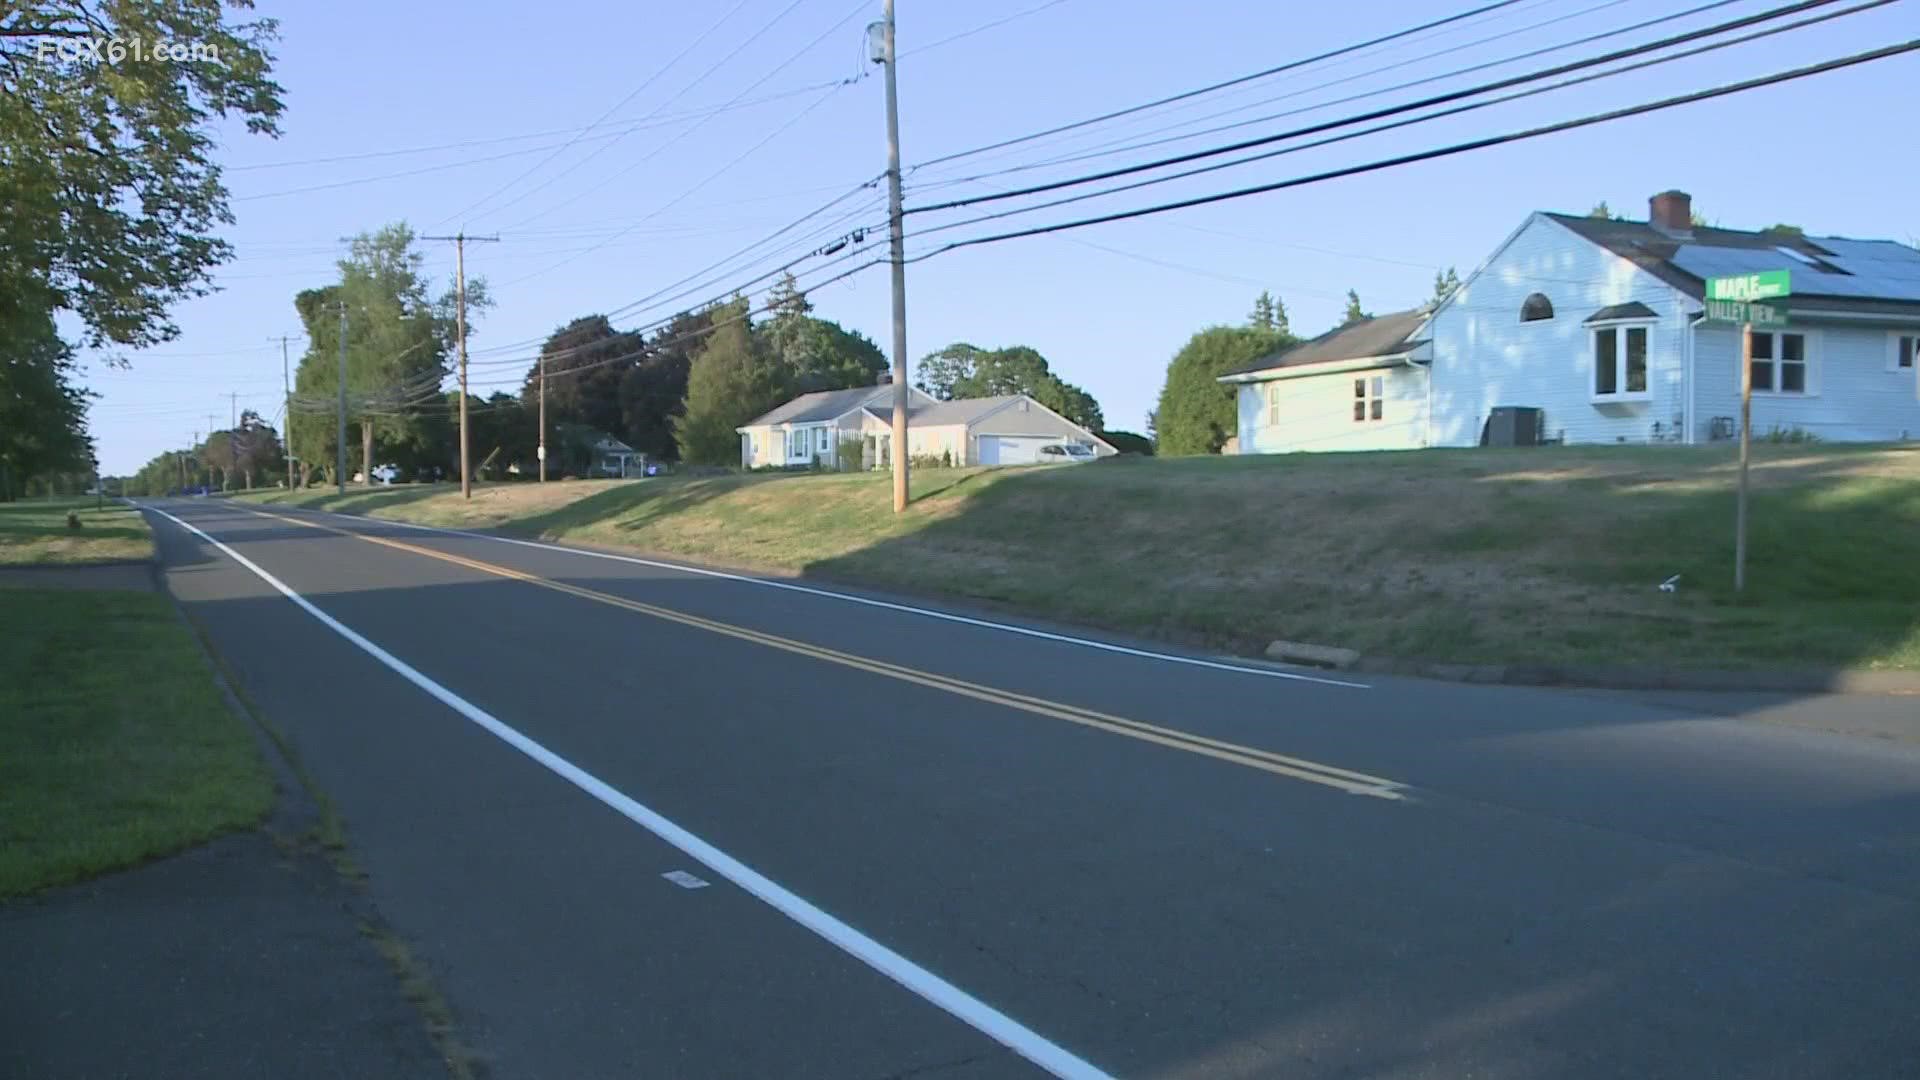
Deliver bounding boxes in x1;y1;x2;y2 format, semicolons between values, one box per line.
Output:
229;391;238;429
273;335;295;490
189;430;199;492
875;0;910;513
538;351;547;483
424;232;499;499
337;301;348;495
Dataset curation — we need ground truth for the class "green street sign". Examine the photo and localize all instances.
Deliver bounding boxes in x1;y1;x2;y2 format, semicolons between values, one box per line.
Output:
1705;298;1789;326
1705;269;1791;302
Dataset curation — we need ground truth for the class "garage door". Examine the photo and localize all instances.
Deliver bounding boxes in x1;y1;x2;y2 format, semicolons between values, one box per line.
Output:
976;435;1057;465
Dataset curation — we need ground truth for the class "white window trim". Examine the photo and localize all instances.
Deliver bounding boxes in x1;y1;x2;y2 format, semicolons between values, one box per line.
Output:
1266;384;1280;427
1589;319;1656;403
1747;328;1820;398
1889;331;1919;374
1352;375;1386;424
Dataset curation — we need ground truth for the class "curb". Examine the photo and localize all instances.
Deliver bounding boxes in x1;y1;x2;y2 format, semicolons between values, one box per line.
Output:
1266;640;1920;694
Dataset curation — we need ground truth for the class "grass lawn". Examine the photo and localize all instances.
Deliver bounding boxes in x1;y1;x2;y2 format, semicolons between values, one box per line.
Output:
0;588;273;898
0;497;153;565
236;444;1920;671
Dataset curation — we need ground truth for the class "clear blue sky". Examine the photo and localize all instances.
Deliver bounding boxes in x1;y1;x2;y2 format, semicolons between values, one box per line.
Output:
82;0;1918;473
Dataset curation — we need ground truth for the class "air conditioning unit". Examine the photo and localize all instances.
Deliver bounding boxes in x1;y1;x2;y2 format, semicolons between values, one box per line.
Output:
1485;406;1543;447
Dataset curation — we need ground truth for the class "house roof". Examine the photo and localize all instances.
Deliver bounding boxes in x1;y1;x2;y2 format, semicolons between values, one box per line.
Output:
1221;308;1429;377
744;385;892;427
1543;213;1920;312
860;394;1030;427
1585;301;1659;323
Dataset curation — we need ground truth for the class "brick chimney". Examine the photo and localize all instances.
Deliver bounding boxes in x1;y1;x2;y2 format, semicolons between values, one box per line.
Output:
1649;189;1693;234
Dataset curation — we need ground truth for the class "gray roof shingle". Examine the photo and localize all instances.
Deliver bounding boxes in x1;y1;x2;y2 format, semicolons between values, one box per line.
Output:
744;386;892;427
1221;308;1428;378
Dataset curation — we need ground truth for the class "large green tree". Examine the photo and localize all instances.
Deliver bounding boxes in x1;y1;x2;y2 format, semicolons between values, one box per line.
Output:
619;305;713;461
1;2;283;351
674;300;785;465
1153;325;1290;455
759;272;886;393
523;314;641;442
914;342;1104;430
289;224;470;482
0;310;90;499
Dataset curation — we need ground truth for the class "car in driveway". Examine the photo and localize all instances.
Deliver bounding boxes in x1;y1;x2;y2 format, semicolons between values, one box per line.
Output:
1036;442;1097;464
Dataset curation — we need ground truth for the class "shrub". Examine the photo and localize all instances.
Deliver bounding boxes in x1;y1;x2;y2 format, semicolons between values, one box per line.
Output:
837;436;865;472
908;452;947;470
1762;424;1821;444
66;511;81;530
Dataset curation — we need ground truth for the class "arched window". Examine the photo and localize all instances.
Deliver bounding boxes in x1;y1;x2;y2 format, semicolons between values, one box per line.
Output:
1521;293;1555;322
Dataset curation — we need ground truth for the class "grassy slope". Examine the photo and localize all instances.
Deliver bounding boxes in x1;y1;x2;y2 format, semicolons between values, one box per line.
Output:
0;497;153;565
0;589;273;897
237;444;1920;670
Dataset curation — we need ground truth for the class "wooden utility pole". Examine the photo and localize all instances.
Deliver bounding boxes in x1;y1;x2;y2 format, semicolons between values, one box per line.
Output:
273;335;296;490
1735;324;1753;593
538;351;547;483
878;0;910;513
423;232;498;499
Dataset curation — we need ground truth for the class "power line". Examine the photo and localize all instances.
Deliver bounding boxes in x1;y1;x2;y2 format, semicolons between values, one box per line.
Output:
908;0;1741;191
496;0;875;235
895;0;1072;59
431;0;765;228
904;0;1893;241
905;0;1852;217
907;0;1528;172
900;39;1919;263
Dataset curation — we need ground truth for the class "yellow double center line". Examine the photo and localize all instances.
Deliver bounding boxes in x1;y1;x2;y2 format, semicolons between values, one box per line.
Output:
244;506;1406;800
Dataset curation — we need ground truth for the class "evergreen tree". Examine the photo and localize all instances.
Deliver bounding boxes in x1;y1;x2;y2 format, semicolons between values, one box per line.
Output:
1249;290;1276;331
1342;290;1368;325
674;301;786;464
1431;266;1462;304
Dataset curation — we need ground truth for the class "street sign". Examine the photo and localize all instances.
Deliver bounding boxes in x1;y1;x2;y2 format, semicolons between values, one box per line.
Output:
1705;270;1791;302
1705;299;1789;326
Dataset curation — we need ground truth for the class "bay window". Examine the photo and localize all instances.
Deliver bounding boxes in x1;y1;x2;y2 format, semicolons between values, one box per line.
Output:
1592;323;1651;401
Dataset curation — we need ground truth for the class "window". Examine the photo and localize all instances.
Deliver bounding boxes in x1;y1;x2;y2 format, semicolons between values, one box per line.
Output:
1266;384;1280;426
817;427;830;452
1592;324;1651;400
1520;293;1554;322
1749;331;1810;395
1892;333;1918;372
1352;376;1384;423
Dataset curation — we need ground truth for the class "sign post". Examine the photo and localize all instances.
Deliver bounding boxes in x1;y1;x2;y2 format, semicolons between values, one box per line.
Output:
1704;271;1792;593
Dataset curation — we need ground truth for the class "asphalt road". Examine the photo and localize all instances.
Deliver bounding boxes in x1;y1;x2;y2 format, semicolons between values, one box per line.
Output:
143;498;1920;1079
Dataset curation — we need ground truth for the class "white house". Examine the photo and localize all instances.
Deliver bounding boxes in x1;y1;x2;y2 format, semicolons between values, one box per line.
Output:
1222;191;1920;452
737;383;1116;468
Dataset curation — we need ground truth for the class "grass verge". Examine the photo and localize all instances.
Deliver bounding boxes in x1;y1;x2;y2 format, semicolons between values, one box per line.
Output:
235;444;1920;671
0;497;153;565
0;588;273;898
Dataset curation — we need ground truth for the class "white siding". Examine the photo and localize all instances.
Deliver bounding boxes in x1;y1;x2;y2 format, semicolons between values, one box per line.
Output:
1693;322;1920;442
1236;365;1426;453
1428;215;1690;447
907;423;968;463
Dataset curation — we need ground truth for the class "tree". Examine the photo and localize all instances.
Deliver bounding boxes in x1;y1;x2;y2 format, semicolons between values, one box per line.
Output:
289;224;469;483
1431;266;1462;304
1763;223;1806;239
524;315;642;442
1342;290;1369;325
914;342;1105;430
1250;291;1276;331
1270;294;1290;337
758;273;886;393
0;311;91;500
1;4;283;353
1153;325;1290;455
229;409;284;489
619;305;713;461
1588;201;1614;220
1099;430;1154;456
674;300;785;465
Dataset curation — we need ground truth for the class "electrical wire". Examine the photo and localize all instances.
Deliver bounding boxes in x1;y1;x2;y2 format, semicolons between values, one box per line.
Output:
899;40;1918;265
904;0;1894;243
906;0;1850;217
906;0;1528;172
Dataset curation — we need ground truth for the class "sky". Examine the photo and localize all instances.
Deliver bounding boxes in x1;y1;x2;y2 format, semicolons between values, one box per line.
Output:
80;0;1919;474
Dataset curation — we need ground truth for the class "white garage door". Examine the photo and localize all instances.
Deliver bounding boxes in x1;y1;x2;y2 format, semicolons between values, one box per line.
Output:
976;435;1057;465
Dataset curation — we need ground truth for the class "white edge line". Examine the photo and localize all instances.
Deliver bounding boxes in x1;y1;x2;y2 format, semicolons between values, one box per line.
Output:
248;499;1371;691
141;502;1113;1080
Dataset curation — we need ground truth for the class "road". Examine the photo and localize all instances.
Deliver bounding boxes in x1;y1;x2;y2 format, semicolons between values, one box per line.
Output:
143;497;1920;1079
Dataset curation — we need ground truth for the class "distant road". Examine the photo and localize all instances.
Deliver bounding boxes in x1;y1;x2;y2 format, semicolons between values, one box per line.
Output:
145;498;1920;1079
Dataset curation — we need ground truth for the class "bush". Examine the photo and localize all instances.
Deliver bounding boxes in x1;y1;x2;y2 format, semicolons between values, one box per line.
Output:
1763;425;1821;444
837;436;865;472
65;511;81;530
909;452;949;470
1099;429;1154;456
